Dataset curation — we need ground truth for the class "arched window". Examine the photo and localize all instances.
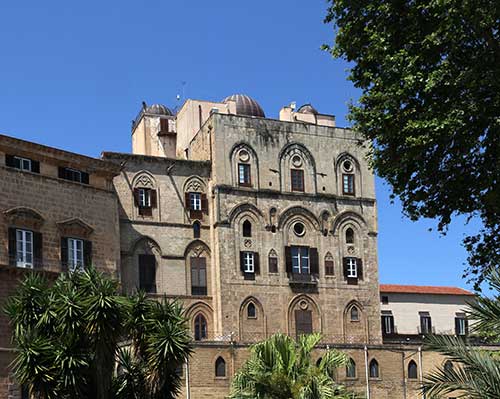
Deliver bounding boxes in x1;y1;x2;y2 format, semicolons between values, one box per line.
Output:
193;221;201;238
242;220;252;237
444;360;454;373
345;228;354;244
215;357;226;377
346;358;356;378
408;360;418;379
247;302;257;318
194;314;207;341
369;359;379;379
350;306;359;321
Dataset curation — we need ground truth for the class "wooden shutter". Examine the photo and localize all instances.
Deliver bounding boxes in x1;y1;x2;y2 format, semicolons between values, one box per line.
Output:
343;257;349;279
133;188;140;206
33;232;43;268
357;258;363;280
465;318;469;335
31;160;40;173
310;248;319;274
455;318;460;335
81;172;90;185
8;228;16;266
254;252;260;275
83;240;92;268
240;251;245;273
5;154;15;167
150;189;157;208
58;167;66;179
201;194;208;213
61;237;68;271
295;309;312;337
285;246;292;273
185;192;191;209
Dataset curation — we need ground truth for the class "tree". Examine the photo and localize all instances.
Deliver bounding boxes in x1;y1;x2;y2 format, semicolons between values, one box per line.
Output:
5;268;192;399
324;0;500;289
229;333;358;399
422;271;500;398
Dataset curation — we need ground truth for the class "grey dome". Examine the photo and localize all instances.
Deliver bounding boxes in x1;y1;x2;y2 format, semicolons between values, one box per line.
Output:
223;94;265;117
297;104;319;115
145;103;173;116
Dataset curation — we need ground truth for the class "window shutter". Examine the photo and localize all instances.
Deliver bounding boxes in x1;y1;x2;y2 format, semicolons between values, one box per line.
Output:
31;160;40;173
201;194;208;213
5;154;15;167
8;228;16;266
133;188;140;207
150;189;157;208
81;172;90;185
185;192;191;209
61;237;68;271
343;257;349;279
83;240;92;268
254;252;260;275
455;318;460;335
465;318;469;335
285;246;292;273
239;251;245;274
310;248;319;274
33;232;43;268
357;258;363;280
58;167;66;179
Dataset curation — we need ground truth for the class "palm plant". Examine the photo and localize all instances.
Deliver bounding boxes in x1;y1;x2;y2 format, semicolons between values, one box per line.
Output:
5;267;191;399
230;333;358;399
422;270;500;398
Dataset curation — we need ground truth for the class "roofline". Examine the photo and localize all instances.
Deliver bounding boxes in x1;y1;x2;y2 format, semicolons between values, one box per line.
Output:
380;284;475;296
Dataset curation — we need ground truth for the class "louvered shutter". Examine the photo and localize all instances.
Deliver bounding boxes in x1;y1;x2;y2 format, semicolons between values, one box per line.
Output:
343;257;349;279
33;232;43;268
201;194;208;213
357;258;363;280
285;246;292;273
240;251;245;273
133;188;140;207
5;154;15;167
150;189;157;208
8;228;16;266
81;172;90;185
310;248;319;274
254;252;260;275
455;318;460;335
83;240;92;268
61;237;68;271
31;160;40;173
58;167;66;179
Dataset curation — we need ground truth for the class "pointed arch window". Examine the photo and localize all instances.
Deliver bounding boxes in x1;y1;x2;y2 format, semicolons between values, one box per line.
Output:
247;302;257;319
242;220;252;237
369;359;379;379
194;313;208;341
191;257;207;296
193;221;201;238
345;228;354;244
408;360;418;379
350;306;360;321
346;358;356;378
215;357;226;377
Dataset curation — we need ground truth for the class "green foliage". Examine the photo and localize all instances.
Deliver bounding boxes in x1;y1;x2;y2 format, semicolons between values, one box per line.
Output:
4;268;192;399
230;333;358;399
421;271;500;398
324;0;500;289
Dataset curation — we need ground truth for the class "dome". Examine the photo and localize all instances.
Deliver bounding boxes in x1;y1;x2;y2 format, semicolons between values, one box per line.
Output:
223;94;265;117
144;103;173;116
297;104;319;115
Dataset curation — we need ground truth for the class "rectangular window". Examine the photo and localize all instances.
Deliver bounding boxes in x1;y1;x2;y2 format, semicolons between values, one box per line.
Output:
295;309;313;337
291;169;304;192
138;188;151;208
420;313;432;334
68;238;84;272
455;316;467;336
243;252;255;273
268;256;278;274
381;313;395;335
238;163;251;186
190;193;202;211
16;229;33;268
191;257;207;296
14;156;32;171
381;295;389;304
139;254;156;293
343;174;355;195
59;167;89;184
325;260;334;276
347;257;358;278
291;246;309;274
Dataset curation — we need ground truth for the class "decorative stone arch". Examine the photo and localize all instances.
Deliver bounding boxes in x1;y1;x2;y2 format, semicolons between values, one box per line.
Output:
228;203;265;227
56;217;94;239
335;152;362;197
343;300;367;344
287;294;322;337
184;239;210;258
277;206;321;231
229;141;260;188
128;236;161;294
279;142;317;194
239;296;266;342
131;235;162;257
183;175;207;194
186;301;213;341
185;240;211;297
131;170;156;188
331;211;368;235
4;206;45;230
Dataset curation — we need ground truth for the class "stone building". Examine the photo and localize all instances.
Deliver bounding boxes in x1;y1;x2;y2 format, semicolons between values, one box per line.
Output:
0;134;121;398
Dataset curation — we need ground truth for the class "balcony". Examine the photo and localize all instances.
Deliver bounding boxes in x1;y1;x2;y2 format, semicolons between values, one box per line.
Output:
288;273;318;292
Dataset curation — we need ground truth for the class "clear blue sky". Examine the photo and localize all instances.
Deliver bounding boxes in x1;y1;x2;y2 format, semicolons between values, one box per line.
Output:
0;1;477;290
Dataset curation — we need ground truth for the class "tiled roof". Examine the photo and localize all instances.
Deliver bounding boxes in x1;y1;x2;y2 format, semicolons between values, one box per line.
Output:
380;284;475;296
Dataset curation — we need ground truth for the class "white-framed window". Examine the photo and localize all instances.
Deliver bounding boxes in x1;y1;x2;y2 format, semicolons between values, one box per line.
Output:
68;238;84;272
243;252;254;273
190;193;201;211
16;229;33;268
14;156;32;172
138;188;151;208
291;246;309;274
347;257;358;278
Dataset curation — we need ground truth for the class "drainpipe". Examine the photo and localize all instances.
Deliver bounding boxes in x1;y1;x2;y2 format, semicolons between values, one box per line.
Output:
185;358;191;399
418;346;425;399
364;346;370;399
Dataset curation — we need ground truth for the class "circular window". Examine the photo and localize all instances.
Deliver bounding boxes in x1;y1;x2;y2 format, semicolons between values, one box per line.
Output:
293;222;306;237
292;155;303;167
239;150;250;162
343;160;353;172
